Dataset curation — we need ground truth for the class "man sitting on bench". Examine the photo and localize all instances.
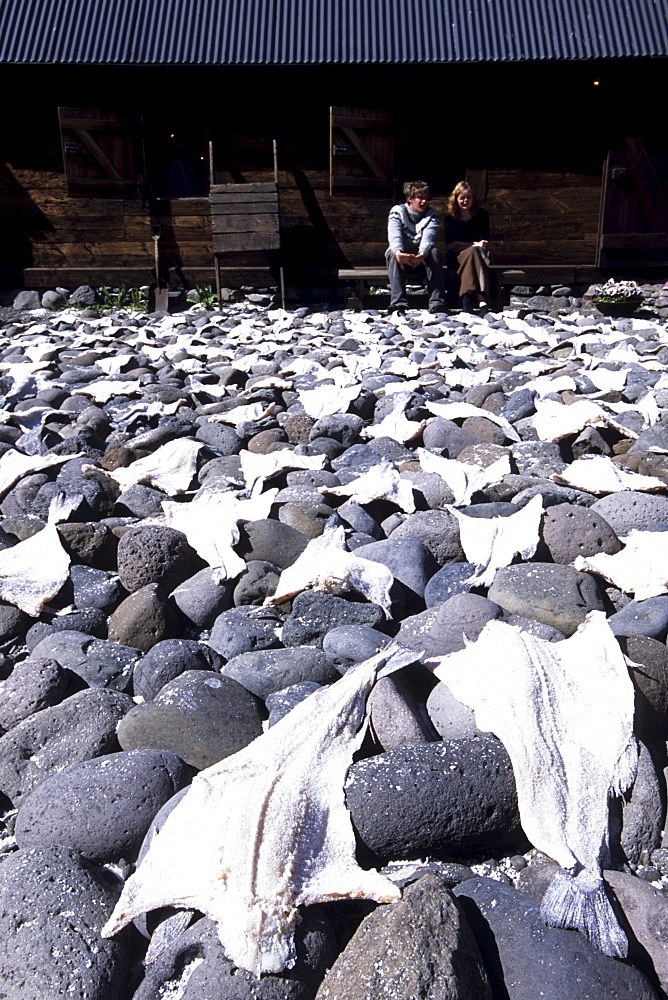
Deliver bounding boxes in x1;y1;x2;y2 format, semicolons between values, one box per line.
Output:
385;180;446;314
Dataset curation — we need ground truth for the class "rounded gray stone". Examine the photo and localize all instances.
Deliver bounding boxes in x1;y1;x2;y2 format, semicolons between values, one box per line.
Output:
0;688;133;804
281;591;386;648
208;605;283;659
133;638;222;701
346;737;520;861
452;877;660;1000
172;567;233;627
398;593;504;657
30;630;141;691
14;749;191;863
354;537;439;598
488;563;604;637
222;647;337;699
233;560;281;607
315;874;492;1000
424;563;477;608
542;503;623;564
390;508;464;565
133;911;337;1000
117;670;264;769
590;492;668;536
107;583;179;652
0;657;68;730
0;846;133;1000
116;524;201;593
608;597;668;642
426;681;483;741
239;519;309;568
322;625;390;674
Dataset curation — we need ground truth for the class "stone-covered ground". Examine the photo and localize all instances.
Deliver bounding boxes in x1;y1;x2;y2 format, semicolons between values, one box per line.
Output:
0;281;667;999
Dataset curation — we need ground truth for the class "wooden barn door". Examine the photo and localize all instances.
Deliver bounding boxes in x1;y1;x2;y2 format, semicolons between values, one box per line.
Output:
597;138;668;267
329;107;396;196
58;108;142;195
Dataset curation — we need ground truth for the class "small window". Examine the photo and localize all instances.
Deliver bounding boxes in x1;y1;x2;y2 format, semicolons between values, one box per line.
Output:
329;106;396;196
58;107;141;195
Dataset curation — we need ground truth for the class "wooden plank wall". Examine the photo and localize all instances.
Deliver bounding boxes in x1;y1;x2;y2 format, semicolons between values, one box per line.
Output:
1;162;602;285
483;170;602;265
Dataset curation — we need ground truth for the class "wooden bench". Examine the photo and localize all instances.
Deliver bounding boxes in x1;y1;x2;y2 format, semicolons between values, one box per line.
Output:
338;265;604;309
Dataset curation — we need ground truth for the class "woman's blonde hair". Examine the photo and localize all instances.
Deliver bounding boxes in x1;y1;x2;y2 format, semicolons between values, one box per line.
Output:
447;181;478;218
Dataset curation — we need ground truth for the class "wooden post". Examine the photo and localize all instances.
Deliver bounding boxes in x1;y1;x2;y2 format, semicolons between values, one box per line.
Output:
273;138;286;310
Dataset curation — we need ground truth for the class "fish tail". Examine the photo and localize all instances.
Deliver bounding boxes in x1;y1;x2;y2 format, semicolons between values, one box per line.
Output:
609;733;638;797
540;867;628;958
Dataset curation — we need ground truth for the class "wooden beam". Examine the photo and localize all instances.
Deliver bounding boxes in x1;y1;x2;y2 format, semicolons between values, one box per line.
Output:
340;127;386;179
74;129;123;182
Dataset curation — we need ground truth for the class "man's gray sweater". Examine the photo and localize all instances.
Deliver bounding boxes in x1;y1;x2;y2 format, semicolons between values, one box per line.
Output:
387;203;440;255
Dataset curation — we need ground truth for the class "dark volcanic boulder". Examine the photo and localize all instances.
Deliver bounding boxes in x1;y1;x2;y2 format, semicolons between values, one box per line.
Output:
0;846;133;1000
116;524;201;593
116;670;264;769
15;749;191;863
452;877;660;1000
0;688;133;804
315;874;492;1000
346;736;520;861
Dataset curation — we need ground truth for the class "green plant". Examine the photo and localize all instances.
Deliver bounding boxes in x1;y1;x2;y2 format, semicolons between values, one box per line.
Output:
195;284;218;309
127;288;148;312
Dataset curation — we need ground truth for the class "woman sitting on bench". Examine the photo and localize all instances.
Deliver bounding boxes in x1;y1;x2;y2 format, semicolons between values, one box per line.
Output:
444;181;491;312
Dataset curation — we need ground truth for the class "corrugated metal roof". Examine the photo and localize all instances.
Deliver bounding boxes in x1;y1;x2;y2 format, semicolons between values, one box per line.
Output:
1;0;667;65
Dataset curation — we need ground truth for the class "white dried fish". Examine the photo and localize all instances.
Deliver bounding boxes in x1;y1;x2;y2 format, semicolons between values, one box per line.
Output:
426;400;520;443
553;456;664;494
239;450;327;493
532;398;608;441
0;492;76;615
298;383;360;419
428;611;637;957
361;392;426;444
265;521;394;616
450;494;543;587
102;643;418;975
161;487;278;582
418;449;510;507
208;402;277;426
91;438;203;495
0;450;81;499
73;379;144;403
574;530;668;601
319;458;416;513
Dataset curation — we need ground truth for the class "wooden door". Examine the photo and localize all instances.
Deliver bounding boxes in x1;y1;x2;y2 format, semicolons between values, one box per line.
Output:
58;108;142;195
329;107;396;196
597;138;668;267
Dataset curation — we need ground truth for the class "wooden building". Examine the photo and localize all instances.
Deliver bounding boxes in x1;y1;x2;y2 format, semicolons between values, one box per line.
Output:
1;0;667;292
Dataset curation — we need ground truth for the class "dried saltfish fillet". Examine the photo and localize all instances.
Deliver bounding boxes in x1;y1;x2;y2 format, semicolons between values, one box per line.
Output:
574;530;668;601
428;612;637;958
0;492;76;615
208;402;277;426
553;455;665;494
426;401;520;443
265;521;394;616
102;643;418;976
0;450;82;499
532;398;609;441
161;488;278;582
361;392;426;444
418;449;510;507
91;438;203;495
319;458;416;513
450;494;543;587
298;383;360;420
239;450;327;493
72;379;144;403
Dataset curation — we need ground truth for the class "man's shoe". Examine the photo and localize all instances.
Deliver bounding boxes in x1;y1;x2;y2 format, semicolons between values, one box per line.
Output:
428;303;446;314
390;304;407;314
461;294;474;312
